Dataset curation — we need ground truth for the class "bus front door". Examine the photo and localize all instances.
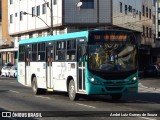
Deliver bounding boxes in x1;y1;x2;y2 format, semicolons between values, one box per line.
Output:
25;50;31;85
46;47;53;90
77;42;87;92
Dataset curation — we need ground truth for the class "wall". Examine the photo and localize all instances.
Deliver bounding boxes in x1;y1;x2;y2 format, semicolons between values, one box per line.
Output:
64;0;111;24
8;0;63;35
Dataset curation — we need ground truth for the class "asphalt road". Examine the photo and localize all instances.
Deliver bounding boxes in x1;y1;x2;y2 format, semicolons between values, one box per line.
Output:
0;77;160;120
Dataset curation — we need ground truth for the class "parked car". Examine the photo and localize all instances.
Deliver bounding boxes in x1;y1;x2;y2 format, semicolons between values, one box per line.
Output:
9;66;17;78
0;62;14;75
144;65;160;77
5;62;13;66
1;66;11;77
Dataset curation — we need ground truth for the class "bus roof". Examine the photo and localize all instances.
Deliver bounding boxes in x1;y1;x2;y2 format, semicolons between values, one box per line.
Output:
19;30;89;45
19;29;134;45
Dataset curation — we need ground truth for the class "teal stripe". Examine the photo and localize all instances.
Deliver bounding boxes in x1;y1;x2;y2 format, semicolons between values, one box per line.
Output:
19;31;89;44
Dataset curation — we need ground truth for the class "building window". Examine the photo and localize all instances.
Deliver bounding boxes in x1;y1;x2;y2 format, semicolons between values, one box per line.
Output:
143;26;145;36
20;11;23;21
80;0;94;9
128;5;132;13
158;8;160;13
133;9;135;13
37;5;40;16
10;14;13;23
38;32;42;37
120;2;122;13
153;0;155;6
153;35;156;43
139;11;141;20
32;7;35;17
153;15;155;24
18;35;21;41
29;33;33;38
10;0;13;4
146;27;148;37
158;32;160;37
158;20;160;25
149;9;151;19
146;7;148;17
149;28;152;38
53;0;57;5
42;3;46;14
15;13;17;17
142;5;145;16
125;5;127;15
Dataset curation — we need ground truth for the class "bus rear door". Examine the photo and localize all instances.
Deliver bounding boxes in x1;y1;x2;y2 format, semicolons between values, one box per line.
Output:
25;44;31;86
46;42;54;90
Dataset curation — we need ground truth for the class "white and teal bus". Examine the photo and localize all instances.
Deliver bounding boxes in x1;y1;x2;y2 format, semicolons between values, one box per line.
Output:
18;30;138;101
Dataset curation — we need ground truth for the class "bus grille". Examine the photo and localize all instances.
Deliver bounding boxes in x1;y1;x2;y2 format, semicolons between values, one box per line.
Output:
105;87;123;91
103;81;126;85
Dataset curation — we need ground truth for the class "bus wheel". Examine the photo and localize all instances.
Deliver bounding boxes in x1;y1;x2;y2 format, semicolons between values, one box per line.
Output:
110;93;122;101
68;80;79;101
32;77;41;95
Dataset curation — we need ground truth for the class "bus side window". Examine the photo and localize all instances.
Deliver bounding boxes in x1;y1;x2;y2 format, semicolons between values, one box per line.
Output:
19;45;25;62
67;40;76;61
78;44;87;61
38;43;45;61
56;41;66;61
31;44;37;61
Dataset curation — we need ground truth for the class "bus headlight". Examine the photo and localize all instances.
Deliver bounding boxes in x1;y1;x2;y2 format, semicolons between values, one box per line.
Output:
91;78;95;82
130;76;137;83
88;77;102;85
133;77;137;81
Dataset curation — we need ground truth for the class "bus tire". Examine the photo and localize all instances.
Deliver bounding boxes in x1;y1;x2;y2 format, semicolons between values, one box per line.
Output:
68;80;79;101
111;93;122;101
32;77;42;95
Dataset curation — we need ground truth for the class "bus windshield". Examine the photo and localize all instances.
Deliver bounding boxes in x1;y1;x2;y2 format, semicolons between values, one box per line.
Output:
88;42;137;72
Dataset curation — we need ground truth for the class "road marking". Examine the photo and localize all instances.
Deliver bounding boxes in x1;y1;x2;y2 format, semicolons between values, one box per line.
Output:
135;100;157;104
139;83;160;93
10;82;15;84
7;117;17;120
139;88;160;93
138;88;159;93
10;90;19;94
76;103;96;109
139;83;160;91
35;96;51;99
140;117;157;120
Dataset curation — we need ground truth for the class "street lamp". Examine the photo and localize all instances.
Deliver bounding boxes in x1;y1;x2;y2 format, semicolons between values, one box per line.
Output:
43;0;53;35
23;11;50;28
23;0;54;35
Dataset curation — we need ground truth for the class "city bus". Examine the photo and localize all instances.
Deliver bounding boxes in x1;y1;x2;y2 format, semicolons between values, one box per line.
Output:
17;30;138;101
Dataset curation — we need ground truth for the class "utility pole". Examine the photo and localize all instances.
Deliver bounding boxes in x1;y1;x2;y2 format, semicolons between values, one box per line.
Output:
24;0;54;35
43;0;53;35
50;0;53;35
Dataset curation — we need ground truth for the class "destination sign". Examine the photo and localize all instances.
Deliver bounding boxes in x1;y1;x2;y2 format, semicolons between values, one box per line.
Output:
94;35;128;41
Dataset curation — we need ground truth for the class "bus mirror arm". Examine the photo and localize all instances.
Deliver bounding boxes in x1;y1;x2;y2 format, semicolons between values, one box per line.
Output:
83;53;88;61
83;45;88;61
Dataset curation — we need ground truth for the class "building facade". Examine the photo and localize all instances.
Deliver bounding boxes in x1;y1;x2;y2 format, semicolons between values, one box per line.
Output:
7;0;157;69
153;0;160;64
0;0;17;66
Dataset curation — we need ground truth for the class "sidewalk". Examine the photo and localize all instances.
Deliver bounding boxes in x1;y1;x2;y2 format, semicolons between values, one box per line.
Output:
139;77;160;89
